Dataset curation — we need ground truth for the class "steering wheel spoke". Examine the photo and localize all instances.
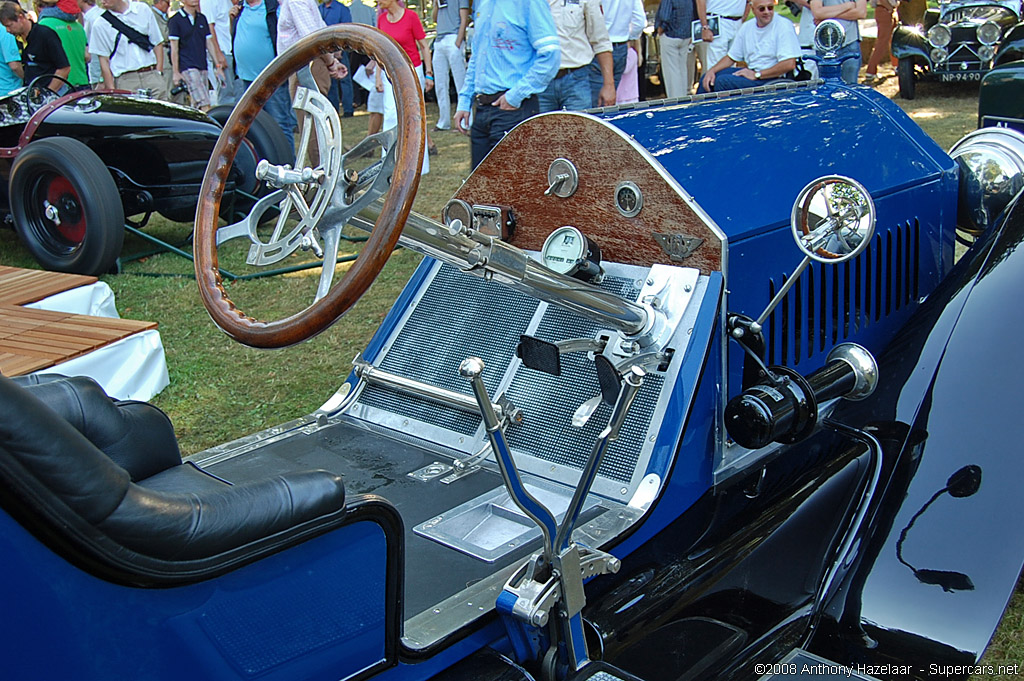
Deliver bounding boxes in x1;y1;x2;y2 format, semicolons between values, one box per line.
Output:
194;24;424;348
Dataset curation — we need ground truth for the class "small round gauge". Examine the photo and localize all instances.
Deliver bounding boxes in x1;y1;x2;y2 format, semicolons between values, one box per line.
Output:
541;225;603;280
615;181;643;218
442;198;473;232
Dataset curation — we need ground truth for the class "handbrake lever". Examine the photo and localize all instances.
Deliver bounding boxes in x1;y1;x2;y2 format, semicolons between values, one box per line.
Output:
554;366;646;552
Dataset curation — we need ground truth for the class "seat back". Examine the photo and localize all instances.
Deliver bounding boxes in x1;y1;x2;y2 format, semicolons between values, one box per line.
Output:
0;374;346;561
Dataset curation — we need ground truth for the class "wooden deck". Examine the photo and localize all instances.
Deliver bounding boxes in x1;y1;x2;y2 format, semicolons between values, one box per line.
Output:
0;267;156;378
0;266;97;306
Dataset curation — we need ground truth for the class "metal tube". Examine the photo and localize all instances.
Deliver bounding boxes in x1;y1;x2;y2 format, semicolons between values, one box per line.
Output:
349;205;652;337
755;256;811;327
354;359;505;420
460;358;558;558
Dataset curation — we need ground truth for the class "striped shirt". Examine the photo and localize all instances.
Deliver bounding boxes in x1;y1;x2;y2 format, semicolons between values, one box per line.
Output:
276;0;325;54
457;0;560;111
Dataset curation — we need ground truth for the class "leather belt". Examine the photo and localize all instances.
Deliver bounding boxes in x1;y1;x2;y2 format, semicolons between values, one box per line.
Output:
718;14;743;20
554;64;588;79
475;90;508;106
126;65;158;74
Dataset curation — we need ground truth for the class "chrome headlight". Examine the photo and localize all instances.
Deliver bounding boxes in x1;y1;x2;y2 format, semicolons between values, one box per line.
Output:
814;19;846;53
949;127;1024;236
927;23;952;47
979;44;996;61
930;47;949;63
977;20;1001;45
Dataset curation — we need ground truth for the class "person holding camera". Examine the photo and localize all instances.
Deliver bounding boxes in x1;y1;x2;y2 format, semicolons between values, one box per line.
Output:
169;0;226;111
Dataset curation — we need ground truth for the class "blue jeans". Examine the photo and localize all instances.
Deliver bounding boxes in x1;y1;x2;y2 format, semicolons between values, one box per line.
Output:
836;41;862;85
588;41;628;106
470;95;538;169
242;79;296;150
696;66;790;93
538;66;591;112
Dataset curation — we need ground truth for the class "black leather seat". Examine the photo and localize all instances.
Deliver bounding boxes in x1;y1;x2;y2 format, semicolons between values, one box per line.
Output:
0;374;346;562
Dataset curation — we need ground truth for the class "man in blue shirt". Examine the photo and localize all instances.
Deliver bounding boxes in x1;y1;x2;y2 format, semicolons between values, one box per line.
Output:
0;24;21;94
454;0;560;170
231;0;296;148
318;0;352;117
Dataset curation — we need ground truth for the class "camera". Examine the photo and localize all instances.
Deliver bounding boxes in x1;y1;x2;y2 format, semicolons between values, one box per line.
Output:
170;81;187;96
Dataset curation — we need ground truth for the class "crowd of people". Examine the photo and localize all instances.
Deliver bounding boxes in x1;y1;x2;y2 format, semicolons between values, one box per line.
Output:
0;0;898;171
0;0;374;114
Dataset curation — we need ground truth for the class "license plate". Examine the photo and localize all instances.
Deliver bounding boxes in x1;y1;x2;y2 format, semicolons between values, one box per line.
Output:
939;72;983;82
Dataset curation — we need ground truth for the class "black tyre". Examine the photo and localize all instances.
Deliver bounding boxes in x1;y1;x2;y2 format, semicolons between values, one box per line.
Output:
898;57;916;100
206;106;293;220
208;105;293;195
10;137;124;275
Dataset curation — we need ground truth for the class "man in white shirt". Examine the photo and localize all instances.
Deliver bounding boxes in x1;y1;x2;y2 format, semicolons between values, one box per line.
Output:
201;0;237;105
90;0;167;98
698;0;800;92
77;0;103;86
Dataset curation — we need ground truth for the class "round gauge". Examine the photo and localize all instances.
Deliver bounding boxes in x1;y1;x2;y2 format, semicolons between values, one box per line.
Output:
542;226;586;274
541;226;603;281
442;198;473;231
615;181;643;218
814;19;845;53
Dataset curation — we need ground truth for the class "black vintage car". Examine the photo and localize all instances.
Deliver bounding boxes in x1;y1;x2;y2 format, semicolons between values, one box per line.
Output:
893;0;1024;98
0;84;290;276
3;22;1024;681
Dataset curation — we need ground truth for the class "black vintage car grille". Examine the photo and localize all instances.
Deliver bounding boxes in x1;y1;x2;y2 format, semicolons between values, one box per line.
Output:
766;220;920;366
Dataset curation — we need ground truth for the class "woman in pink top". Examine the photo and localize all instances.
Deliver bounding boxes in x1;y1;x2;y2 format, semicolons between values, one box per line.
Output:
376;0;437;156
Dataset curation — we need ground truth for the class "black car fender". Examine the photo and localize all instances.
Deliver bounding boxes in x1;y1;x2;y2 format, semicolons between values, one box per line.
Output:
995;26;1024;65
812;191;1024;674
892;26;930;65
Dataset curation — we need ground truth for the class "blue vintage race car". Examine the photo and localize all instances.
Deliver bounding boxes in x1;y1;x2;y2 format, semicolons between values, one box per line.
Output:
3;22;1024;681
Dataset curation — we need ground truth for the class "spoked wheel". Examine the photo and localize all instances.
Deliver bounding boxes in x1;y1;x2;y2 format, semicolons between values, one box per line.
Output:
195;23;425;349
10;137;124;275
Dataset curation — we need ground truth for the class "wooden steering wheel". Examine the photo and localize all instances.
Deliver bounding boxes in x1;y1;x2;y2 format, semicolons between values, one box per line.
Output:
194;24;424;348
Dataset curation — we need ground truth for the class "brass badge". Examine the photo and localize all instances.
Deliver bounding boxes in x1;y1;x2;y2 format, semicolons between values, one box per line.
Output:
653;233;704;262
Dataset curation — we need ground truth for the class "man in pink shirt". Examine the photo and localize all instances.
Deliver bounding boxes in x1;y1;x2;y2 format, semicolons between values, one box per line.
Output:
277;0;345;93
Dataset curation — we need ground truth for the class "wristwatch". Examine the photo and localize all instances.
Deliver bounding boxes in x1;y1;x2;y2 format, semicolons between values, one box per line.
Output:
754;69;762;80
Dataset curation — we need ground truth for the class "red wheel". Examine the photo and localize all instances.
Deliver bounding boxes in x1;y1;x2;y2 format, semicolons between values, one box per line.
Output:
10;137;124;275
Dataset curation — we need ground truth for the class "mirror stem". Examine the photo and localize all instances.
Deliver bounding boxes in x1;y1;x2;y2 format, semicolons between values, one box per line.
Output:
756;255;811;327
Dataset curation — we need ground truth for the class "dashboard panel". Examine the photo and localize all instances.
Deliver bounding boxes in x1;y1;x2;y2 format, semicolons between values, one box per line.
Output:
453;111;723;275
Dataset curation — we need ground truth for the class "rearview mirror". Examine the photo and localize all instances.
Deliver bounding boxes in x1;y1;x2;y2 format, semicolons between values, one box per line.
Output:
751;176;875;330
791;175;875;263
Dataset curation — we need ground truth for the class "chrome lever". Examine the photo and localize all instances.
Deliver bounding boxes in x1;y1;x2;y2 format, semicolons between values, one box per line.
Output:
460;357;558;559
554;366;646;553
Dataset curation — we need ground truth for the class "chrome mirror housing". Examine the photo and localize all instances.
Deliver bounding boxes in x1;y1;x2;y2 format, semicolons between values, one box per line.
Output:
790;175;875;263
749;176;875;330
949;127;1024;240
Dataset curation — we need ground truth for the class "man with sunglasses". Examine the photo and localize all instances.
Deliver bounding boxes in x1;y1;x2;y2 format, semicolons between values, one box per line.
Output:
697;0;800;92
